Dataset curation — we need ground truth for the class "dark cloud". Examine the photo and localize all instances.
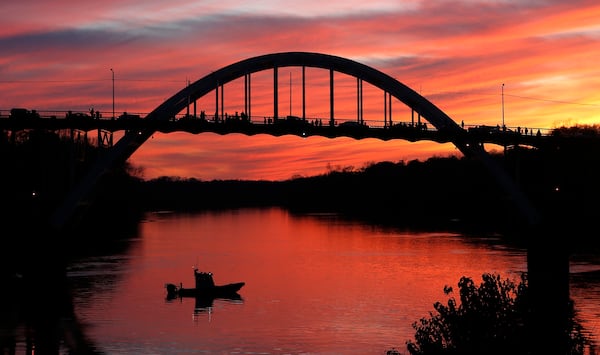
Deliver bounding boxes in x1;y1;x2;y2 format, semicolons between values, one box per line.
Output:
1;28;130;54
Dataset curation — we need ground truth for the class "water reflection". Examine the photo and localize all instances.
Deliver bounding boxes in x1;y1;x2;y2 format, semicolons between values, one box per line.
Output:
0;261;103;355
166;293;244;317
0;221;139;354
3;209;600;354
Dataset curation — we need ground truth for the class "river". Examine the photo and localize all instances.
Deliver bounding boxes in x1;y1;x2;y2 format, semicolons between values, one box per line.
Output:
2;207;599;354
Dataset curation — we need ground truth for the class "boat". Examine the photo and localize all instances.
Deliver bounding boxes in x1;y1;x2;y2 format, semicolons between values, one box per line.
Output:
165;266;245;300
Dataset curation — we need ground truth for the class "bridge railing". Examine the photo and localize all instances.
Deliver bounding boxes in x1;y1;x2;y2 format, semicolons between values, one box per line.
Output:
172;112;439;131
0;109;145;120
0;108;555;137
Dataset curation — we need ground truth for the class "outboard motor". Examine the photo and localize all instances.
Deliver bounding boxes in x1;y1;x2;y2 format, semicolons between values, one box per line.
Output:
165;283;178;298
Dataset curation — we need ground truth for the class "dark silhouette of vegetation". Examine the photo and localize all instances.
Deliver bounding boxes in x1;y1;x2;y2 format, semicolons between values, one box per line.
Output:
398;273;594;355
136;124;600;248
3;124;600;230
3;123;600;245
140;155;511;228
0;128;143;276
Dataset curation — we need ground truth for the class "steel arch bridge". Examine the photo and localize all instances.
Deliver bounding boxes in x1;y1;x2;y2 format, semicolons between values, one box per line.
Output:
50;51;540;230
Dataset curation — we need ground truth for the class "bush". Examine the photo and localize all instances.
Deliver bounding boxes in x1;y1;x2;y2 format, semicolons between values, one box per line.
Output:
401;273;592;355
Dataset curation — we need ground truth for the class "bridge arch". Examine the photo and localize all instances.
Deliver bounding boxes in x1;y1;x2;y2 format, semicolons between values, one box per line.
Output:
50;52;540;230
148;51;464;145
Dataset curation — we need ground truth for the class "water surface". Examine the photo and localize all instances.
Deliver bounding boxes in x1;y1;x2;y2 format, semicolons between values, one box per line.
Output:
4;207;599;354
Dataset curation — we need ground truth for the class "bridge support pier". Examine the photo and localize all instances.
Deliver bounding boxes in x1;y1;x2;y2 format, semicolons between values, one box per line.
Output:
526;226;571;354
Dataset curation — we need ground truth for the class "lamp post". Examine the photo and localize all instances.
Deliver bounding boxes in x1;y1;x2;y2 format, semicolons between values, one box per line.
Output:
501;83;505;128
110;68;115;119
502;83;506;154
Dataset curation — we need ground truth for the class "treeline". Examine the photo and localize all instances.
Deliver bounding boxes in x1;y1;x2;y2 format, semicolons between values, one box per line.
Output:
0;129;143;235
3;124;600;238
138;144;600;236
140;156;509;229
138;125;600;237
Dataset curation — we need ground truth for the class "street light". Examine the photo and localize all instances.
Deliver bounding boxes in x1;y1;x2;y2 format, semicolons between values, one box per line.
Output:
501;83;505;128
110;68;115;119
502;83;506;154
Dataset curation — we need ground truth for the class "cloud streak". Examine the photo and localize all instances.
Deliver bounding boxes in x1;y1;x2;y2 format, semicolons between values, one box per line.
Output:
2;0;600;180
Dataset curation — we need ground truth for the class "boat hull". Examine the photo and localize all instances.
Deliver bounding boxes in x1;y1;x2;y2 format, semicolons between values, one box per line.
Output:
166;282;245;299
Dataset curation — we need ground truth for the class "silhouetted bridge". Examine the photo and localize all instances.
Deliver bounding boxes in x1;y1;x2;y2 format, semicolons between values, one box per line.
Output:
1;109;551;149
1;52;566;230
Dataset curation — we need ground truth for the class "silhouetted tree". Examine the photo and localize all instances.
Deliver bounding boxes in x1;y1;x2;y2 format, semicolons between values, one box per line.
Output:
402;273;594;355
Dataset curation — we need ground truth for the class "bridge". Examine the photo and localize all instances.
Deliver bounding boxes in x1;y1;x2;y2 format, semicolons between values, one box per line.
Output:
1;108;551;148
2;52;582;352
2;52;551;230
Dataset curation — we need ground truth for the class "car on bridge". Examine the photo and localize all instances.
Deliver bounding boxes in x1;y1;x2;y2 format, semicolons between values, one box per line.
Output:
273;115;312;128
9;108;41;120
65;111;93;121
336;120;370;137
118;112;142;121
338;120;368;128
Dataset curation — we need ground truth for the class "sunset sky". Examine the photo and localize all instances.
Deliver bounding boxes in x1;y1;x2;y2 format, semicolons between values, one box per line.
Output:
2;0;600;181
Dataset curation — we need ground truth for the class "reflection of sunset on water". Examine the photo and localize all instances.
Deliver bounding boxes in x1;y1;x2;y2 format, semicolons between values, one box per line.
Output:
2;1;600;180
68;208;536;353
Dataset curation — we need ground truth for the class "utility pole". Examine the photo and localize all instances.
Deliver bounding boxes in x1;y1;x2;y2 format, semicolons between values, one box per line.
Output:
502;83;506;154
502;83;505;128
110;68;115;119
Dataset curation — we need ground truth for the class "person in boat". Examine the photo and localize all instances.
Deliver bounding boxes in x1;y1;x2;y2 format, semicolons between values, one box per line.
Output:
194;269;216;288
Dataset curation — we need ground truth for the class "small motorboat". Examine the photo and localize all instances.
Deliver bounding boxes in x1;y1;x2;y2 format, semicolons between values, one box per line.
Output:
165;267;245;299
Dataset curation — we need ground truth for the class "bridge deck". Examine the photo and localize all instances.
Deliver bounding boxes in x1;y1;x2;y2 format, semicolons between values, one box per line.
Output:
0;113;553;148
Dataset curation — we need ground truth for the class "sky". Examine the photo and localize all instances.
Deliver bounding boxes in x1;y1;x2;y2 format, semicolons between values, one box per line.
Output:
2;0;600;181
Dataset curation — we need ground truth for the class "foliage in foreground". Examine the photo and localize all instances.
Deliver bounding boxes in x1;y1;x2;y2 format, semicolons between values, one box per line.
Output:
400;273;594;355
